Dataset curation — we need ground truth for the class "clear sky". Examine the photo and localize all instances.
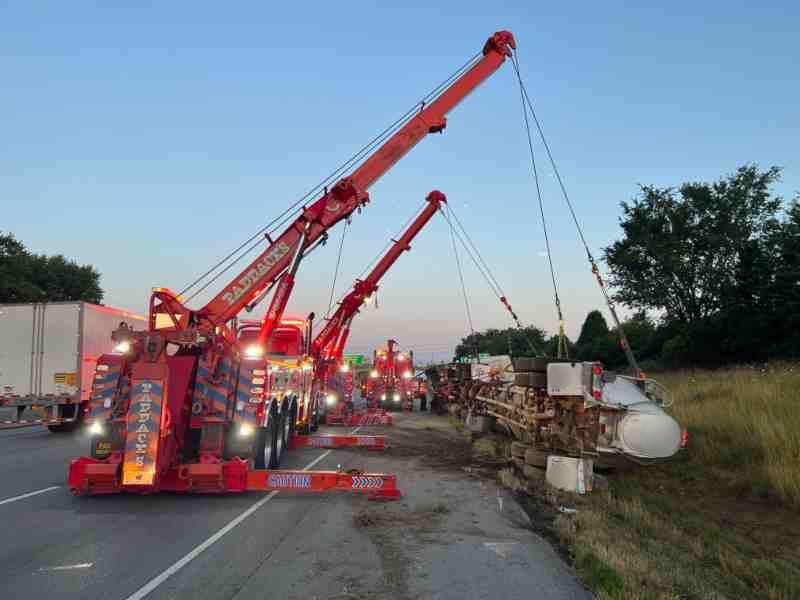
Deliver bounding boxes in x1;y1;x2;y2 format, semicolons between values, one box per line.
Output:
3;2;798;362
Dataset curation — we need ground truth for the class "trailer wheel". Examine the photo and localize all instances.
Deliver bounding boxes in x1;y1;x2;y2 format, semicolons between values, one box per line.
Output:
524;448;549;468
512;357;573;372
48;403;85;433
514;372;548;388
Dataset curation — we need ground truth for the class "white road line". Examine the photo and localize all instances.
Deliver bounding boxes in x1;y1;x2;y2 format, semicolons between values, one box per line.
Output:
38;562;94;572
0;486;60;506
124;426;359;600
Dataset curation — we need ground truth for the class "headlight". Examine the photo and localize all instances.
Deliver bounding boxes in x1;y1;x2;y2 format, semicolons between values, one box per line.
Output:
370;370;379;379
380;393;387;401
402;370;412;379
325;393;337;407
301;362;313;371
393;393;400;402
244;345;264;359
114;341;131;354
339;363;350;373
89;421;104;436
397;353;406;361
238;424;254;437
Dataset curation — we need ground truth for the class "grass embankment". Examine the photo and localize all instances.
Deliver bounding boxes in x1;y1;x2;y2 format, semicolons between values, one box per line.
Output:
506;365;800;599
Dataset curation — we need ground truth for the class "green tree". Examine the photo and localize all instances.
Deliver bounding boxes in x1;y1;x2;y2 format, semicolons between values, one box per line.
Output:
543;333;575;358
604;165;783;325
575;310;610;360
0;232;104;303
454;326;547;360
766;200;800;356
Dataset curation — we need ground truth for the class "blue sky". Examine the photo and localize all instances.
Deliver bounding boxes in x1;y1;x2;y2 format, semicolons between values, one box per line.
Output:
3;2;798;361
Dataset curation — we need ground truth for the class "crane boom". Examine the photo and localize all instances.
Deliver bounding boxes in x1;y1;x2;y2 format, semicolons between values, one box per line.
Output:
311;190;446;359
189;31;515;334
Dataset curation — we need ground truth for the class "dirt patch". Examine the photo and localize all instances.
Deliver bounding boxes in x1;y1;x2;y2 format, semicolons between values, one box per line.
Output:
352;503;450;600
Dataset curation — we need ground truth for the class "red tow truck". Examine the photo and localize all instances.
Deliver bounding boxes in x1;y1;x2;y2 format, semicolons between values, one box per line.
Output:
311;191;445;426
67;30;516;497
366;340;417;411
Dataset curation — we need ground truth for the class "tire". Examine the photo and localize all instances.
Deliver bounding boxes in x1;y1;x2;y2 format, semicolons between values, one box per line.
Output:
255;411;279;469
514;372;548;388
48;403;83;433
510;441;529;458
524;448;549;468
283;401;297;450
274;409;286;467
512;357;573;372
522;464;545;481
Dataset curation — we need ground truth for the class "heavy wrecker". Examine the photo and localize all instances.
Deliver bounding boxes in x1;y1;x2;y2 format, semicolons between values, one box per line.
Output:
312;191;445;427
366;340;417;411
67;31;516;497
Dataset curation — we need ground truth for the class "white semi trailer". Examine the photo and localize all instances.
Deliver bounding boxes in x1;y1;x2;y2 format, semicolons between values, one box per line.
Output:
0;302;145;431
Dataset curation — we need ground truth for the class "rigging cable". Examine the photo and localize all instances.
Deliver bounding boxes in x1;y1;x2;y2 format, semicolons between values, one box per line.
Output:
512;53;568;358
510;51;640;374
325;219;350;319
178;52;482;301
440;204;541;356
445;203;476;358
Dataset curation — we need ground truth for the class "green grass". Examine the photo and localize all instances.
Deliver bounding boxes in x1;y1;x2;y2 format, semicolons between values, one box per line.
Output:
661;363;800;508
502;365;800;599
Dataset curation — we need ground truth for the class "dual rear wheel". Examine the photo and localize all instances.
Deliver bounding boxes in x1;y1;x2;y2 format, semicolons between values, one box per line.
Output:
255;401;296;469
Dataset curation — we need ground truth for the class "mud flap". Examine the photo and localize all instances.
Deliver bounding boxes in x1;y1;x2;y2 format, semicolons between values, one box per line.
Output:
122;363;168;487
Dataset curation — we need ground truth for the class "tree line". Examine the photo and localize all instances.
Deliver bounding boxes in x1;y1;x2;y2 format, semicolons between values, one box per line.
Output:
455;165;800;369
0;233;103;304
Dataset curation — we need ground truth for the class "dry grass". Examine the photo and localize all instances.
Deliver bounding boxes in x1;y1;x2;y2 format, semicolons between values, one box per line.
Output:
660;363;800;507
503;365;800;599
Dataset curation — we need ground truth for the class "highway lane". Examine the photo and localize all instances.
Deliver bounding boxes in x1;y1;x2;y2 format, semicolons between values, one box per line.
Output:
0;426;85;498
0;412;591;600
0;423;371;600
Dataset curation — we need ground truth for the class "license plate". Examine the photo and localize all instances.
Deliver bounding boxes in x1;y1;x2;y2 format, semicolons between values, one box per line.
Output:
94;441;112;457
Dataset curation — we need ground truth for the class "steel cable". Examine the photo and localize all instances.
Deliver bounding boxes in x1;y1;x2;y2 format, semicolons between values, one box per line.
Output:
178;52;482;300
511;53;566;356
325;220;349;319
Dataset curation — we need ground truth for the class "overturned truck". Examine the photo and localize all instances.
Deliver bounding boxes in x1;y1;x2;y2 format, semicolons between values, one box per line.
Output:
429;356;685;468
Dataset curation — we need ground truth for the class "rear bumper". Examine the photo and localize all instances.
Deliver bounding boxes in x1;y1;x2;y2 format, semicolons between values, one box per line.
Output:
68;456;401;500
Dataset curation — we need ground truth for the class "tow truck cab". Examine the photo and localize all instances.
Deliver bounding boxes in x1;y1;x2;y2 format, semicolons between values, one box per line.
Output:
237;317;317;432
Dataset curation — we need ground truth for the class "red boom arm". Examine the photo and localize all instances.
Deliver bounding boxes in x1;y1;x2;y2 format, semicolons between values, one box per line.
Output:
311;190;446;359
185;31;514;336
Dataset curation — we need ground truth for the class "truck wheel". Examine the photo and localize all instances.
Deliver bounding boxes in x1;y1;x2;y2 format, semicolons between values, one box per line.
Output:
514;372;548;388
255;413;279;469
524;448;549;468
274;409;287;467
512;357;572;372
282;402;296;450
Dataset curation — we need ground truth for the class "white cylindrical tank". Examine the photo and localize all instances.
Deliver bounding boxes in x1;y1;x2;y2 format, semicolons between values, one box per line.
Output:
602;377;682;459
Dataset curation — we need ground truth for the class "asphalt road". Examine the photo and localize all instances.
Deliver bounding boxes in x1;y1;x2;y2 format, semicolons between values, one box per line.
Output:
0;411;589;600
